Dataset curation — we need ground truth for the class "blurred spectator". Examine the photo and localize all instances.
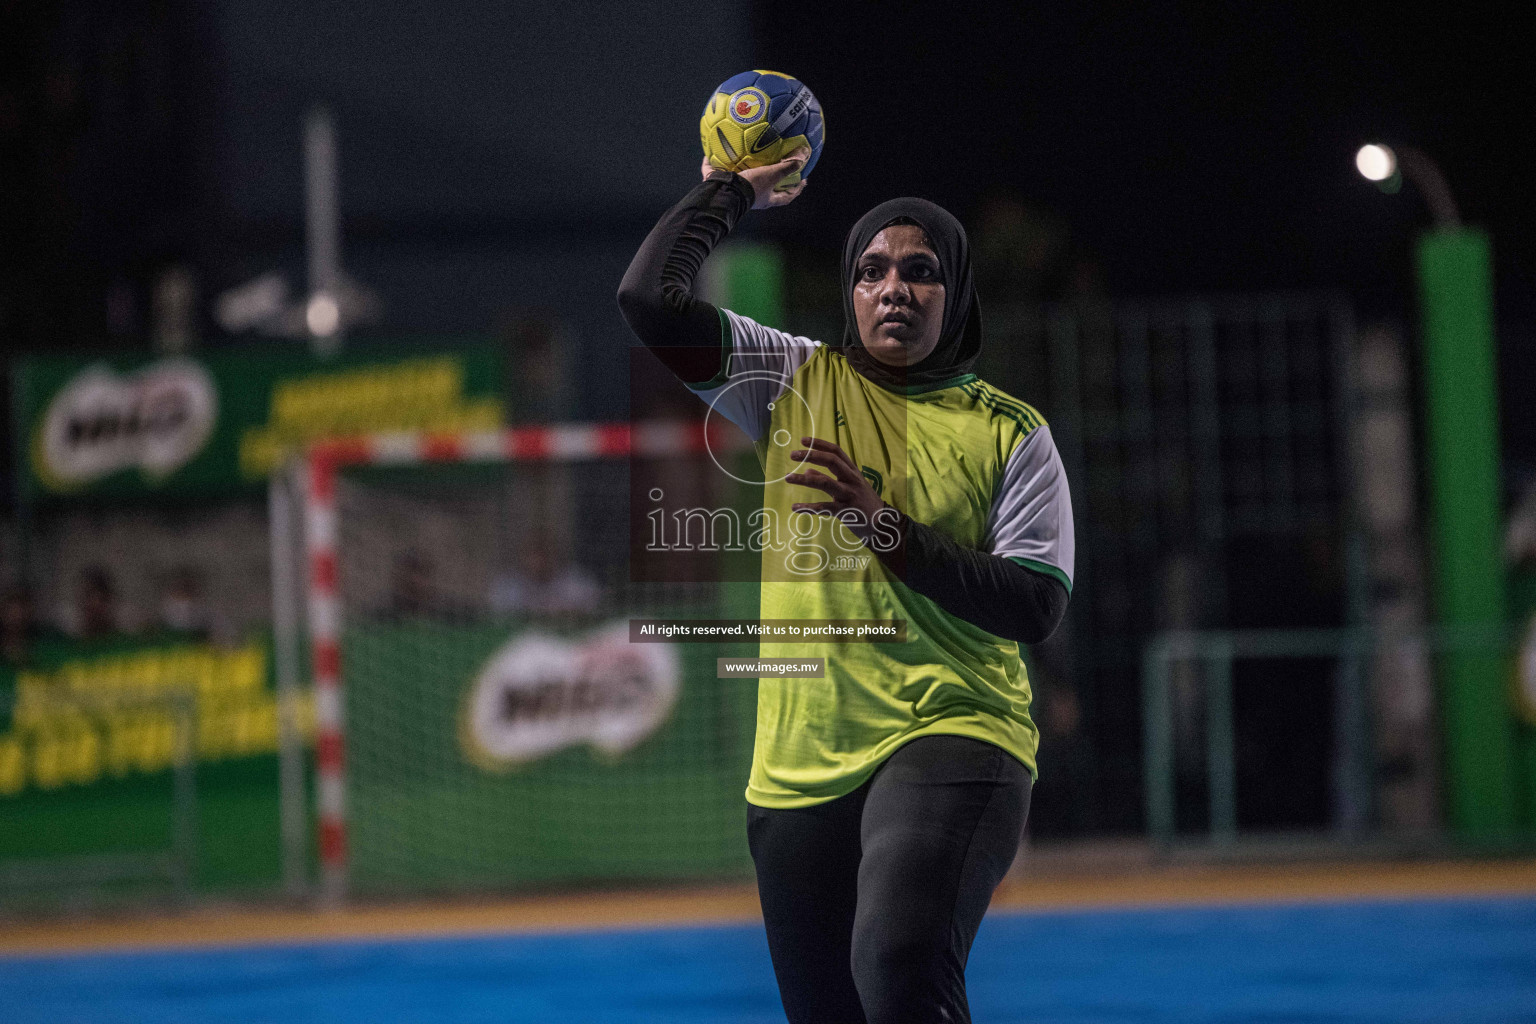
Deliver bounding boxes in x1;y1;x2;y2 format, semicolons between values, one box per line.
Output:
489;531;601;618
155;565;218;640
1508;479;1536;566
150;264;199;354
387;549;434;619
1020;628;1096;838
65;566;122;640
378;549;473;623
504;316;574;424
1508;478;1536;726
1228;527;1344;830
2;586;49;668
972;191;1104;306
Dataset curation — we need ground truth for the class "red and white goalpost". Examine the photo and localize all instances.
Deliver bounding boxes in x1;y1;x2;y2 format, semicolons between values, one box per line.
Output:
284;421;734;902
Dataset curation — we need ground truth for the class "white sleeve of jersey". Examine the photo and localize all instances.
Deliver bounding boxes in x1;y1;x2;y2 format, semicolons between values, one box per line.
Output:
984;423;1075;591
686;308;820;440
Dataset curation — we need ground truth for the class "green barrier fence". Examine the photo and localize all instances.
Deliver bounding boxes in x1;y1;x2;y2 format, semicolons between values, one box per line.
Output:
1143;626;1531;852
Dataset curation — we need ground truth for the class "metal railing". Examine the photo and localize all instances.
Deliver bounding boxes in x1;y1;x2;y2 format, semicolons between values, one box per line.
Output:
1142;626;1513;849
980;294;1362;834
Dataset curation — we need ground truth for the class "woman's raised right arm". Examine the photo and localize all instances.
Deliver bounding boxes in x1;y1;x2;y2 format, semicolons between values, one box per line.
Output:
616;152;808;385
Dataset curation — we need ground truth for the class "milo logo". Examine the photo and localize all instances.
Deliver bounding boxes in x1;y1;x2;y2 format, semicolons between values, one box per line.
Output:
36;359;218;489
460;621;681;768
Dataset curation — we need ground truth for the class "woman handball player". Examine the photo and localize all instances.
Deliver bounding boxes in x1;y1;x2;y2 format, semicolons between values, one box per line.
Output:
618;147;1075;1024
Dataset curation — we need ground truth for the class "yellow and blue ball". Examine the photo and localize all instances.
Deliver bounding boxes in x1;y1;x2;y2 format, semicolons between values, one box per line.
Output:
700;70;824;190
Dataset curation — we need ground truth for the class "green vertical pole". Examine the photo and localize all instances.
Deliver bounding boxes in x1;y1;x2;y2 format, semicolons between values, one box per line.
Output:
1416;228;1518;837
1206;646;1237;847
716;242;785;328
1141;639;1174;850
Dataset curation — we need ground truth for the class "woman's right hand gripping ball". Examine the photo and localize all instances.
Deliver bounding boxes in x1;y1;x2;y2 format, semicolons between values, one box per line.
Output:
701;147;810;209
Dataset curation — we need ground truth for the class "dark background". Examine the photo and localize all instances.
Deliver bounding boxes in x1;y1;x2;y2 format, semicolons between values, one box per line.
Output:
757;4;1535;300
6;3;1532;350
750;3;1534;486
4;1;1530;465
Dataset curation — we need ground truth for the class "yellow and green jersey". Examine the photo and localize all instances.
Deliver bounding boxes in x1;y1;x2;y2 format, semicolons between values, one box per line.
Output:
689;308;1075;809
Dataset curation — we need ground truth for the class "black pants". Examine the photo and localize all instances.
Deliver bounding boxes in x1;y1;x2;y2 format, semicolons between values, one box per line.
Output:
747;735;1033;1024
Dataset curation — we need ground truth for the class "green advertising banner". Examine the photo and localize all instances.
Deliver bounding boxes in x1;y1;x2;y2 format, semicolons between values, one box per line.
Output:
14;343;504;500
1;617;755;898
341;615;756;892
0;635;310;891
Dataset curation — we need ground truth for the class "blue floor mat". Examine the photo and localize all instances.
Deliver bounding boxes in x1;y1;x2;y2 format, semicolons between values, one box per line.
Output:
3;895;1534;1023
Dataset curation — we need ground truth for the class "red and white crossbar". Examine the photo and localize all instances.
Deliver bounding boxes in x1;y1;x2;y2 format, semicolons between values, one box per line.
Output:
301;421;733;901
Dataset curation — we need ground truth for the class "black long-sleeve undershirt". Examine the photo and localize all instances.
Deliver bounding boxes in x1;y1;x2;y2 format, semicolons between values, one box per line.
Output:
617;171;751;382
616;176;1069;646
888;512;1068;645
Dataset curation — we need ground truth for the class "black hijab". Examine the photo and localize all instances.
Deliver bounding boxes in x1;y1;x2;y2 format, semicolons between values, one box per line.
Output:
839;197;983;392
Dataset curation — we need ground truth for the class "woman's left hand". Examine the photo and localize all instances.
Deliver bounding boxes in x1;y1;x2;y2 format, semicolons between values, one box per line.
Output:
787;436;891;546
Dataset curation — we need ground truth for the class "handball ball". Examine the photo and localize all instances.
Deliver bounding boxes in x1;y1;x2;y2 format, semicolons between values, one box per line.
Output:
700;70;824;191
